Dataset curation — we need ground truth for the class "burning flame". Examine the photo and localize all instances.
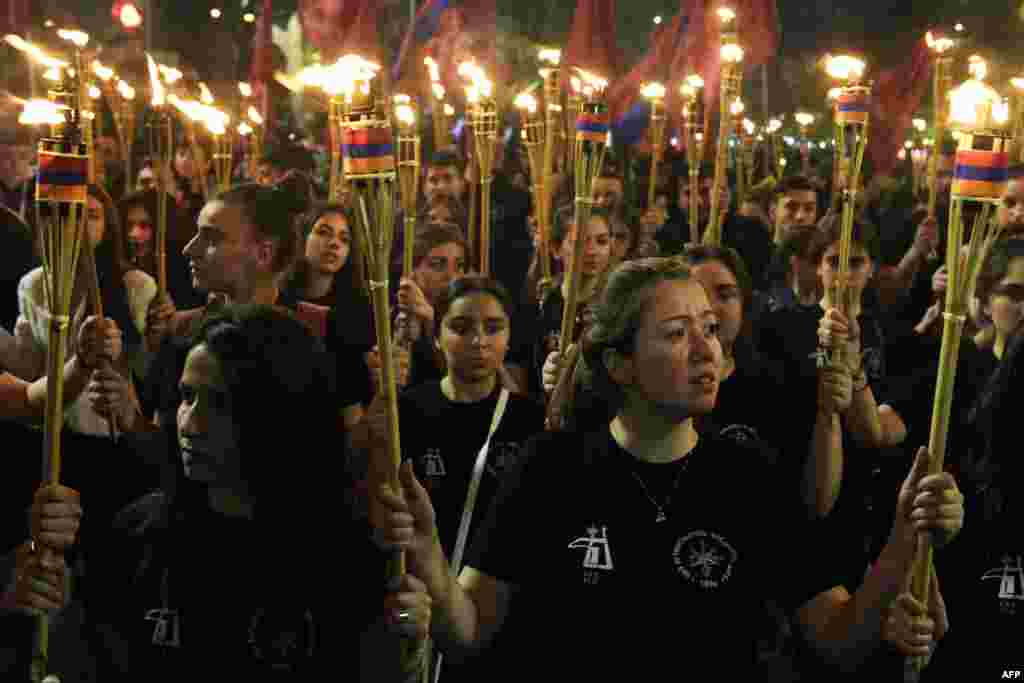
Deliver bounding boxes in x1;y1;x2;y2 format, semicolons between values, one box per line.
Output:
743;118;755;135
159;65;183;85
301;55;380;99
247;106;263;126
57;29;90;48
117;80;135;100
43;67;61;82
827;87;843;102
395;102;416;127
424;56;441;83
968;55;987;81
641;82;667;100
913;118;927;132
18;99;67;125
949;75;1008;129
721;43;744;64
730;98;745;116
239;82;253;97
202;108;229;136
767;118;782;133
538;48;561;66
904;140;914;149
146;53;165;107
717;7;736;23
444;104;455;116
199;82;215;105
572;68;608;98
687;74;705;89
926;32;954;54
514;92;538;114
1012;78;1024;91
460;61;493;103
238;122;253;136
4;35;68;69
88;85;102;99
794;112;815;127
825;54;866;82
92;60;115;81
432;83;445;101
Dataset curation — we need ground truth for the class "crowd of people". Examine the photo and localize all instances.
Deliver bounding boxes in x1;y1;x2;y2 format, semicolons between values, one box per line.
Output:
0;102;1019;680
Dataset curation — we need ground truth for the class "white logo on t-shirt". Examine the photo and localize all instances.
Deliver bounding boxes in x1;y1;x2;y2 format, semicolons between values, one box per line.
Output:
422;448;446;478
673;530;738;590
982;554;1024;615
145;608;182;648
569;525;614;571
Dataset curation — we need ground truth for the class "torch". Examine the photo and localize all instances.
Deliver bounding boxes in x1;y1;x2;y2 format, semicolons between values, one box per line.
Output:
424;57;451;150
245;105;265;180
461;61;498;276
334;55;404;576
681;76;705;244
740;117;757;201
14;41;89;683
705;7;744;247
206;109;233;194
912;117;929;196
642;82;668;218
395;94;421;278
558;68;609;354
794;110;815;176
145;55;173;296
823;54;870;362
566;73;584;172
539;48;563;285
925;31;955;220
516;91;551;286
766;116;783;181
728;97;746;204
1013;77;1024;163
907;64;1010;674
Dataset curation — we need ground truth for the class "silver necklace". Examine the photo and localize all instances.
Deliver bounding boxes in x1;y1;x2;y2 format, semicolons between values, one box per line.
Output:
630;458;690;523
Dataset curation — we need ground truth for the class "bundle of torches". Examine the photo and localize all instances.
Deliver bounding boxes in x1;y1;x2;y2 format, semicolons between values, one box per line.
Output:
7;10;1024;680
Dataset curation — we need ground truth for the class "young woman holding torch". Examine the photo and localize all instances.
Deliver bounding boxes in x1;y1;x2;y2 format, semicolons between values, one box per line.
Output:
371;256;962;679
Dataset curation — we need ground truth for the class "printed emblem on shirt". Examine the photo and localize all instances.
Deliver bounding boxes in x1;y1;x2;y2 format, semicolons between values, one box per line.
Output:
719;424;760;445
145;607;182;648
672;530;738;590
485;442;521;479
862;346;884;383
248;607;316;671
981;554;1024;616
569;525;614;583
421;447;446;482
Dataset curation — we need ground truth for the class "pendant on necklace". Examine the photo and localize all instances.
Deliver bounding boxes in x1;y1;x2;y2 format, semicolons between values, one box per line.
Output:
655;510;667;523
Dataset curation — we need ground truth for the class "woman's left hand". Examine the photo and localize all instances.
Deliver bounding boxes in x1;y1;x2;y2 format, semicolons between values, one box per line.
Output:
397;278;434;323
893;447;965;548
383;573;432;642
11;542;68;613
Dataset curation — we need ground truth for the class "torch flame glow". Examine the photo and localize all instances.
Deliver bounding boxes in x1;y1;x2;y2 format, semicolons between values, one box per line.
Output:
827;87;842;101
395;102;416;127
514;92;538;114
57;29;90;48
4;35;68;69
717;7;736;23
239;82;252;97
88;85;101;99
1012;78;1024;91
572;68;608;98
641;82;667;100
825;54;866;82
92;60;115;81
913;117;927;132
248;106;263;125
238;122;253;136
116;80;135;100
968;55;987;81
948;76;1007;129
686;74;705;89
926;32;954;53
730;98;745;116
444;104;455;116
795;111;815;127
424;56;441;83
743;118;755;135
767;118;782;133
538;48;561;66
460;61;493;103
199;82;215;105
18;99;68;125
146;53;165;107
721;43;744;64
159;65;183;85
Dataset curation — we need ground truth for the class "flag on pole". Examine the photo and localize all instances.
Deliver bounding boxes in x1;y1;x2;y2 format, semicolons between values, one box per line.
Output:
867;37;931;177
564;0;621;81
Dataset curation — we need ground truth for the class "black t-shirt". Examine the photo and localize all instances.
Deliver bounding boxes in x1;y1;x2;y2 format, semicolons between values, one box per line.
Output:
465;428;851;678
399;381;544;558
700;353;790;460
84;491;381;681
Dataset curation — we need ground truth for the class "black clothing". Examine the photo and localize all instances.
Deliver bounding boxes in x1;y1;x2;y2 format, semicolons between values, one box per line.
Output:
466;428;851;679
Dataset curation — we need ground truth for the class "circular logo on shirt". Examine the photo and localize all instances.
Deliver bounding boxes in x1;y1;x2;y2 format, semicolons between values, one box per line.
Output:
672;530;738;590
719;424;760;445
248;607;316;671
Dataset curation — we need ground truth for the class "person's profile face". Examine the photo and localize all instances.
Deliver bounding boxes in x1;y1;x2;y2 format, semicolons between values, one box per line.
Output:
177;344;242;486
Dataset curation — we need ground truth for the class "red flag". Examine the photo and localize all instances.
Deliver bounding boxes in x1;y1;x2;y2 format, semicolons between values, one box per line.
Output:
250;0;274;84
736;0;779;68
564;0;621;80
341;0;382;61
868;37;932;177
